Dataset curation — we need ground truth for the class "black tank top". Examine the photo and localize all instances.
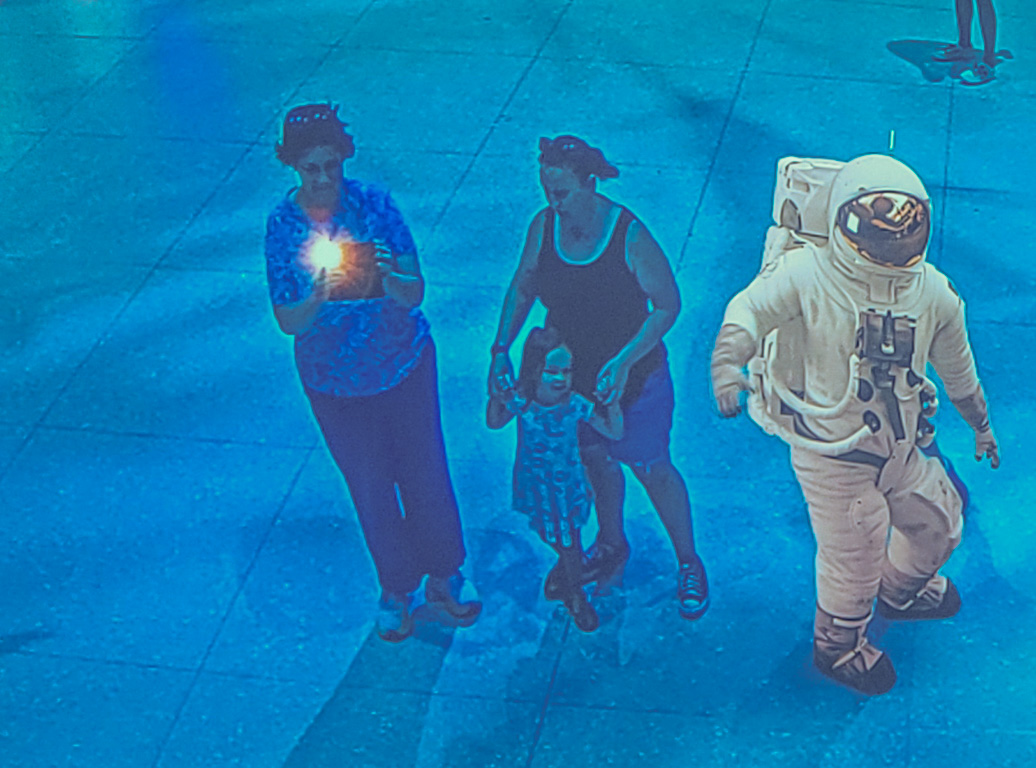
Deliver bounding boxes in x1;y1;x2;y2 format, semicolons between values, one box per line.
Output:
534;206;664;405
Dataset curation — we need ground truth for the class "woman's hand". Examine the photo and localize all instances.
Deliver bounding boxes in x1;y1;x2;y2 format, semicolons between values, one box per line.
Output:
312;267;333;303
488;352;516;397
376;248;424;308
595;357;630;406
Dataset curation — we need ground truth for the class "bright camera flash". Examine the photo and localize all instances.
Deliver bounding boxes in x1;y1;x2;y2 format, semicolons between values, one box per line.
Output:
309;236;344;271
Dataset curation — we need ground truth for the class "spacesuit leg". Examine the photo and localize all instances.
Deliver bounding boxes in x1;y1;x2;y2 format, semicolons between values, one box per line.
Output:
791;448;897;694
877;443;964;619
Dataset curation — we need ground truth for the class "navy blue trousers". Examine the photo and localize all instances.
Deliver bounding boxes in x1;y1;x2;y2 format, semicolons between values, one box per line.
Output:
305;342;467;594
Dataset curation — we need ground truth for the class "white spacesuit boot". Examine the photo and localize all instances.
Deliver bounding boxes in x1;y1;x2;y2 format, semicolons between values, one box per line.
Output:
878;562;961;620
813;607;896;695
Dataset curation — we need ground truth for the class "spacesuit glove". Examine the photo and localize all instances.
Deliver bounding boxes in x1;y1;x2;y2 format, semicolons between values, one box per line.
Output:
973;424;1000;469
952;386;1000;468
710;324;756;418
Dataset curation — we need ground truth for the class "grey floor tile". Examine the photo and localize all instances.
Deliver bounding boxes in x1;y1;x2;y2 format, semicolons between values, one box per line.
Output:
152;0;369;45
676;166;776;277
202;451;380;682
283;687;538;768
0;428;308;667
0;653;192;768
718;72;951;185
0;0;175;38
66;38;332;142
755;0;956;86
424;152;563;290
718;688;914;768
428;510;570;702
156;672;329;768
950;91;1036;197
0;259;150;425
531;704;721;768
295;48;532;156
908;728;1036;768
0;35;134;133
938;189;1036;325
42;268;321;447
0;131;42;176
344;0;569;57
411;694;540;768
543;0;766;69
0;423;29;475
486;59;741;168
0;134;247;263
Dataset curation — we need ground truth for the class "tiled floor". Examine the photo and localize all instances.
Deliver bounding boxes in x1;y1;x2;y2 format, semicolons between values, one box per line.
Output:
2;0;1034;766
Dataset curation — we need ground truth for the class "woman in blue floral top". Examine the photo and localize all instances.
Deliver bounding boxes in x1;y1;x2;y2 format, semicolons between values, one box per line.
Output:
264;103;480;642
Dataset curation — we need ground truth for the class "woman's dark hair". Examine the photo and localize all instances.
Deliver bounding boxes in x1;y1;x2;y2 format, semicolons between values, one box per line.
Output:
538;135;619;183
517;325;567;401
275;103;355;166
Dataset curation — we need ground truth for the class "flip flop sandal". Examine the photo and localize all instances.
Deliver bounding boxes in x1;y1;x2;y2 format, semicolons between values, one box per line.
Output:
959;62;996;86
933;44;976;63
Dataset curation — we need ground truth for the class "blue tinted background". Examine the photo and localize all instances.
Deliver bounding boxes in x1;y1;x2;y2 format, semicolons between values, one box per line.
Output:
1;0;1034;765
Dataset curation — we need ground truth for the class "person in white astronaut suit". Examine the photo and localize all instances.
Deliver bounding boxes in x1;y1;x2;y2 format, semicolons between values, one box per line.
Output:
710;154;1001;695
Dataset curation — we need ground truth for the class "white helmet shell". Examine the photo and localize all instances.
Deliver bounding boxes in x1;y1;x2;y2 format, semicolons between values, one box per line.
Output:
827;154;931;271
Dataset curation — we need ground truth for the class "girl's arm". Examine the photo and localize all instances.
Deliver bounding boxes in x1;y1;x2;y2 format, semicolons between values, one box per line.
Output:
486;391;518;430
587;400;623;441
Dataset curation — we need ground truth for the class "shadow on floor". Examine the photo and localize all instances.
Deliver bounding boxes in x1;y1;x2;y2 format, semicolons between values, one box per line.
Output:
887;39;1013;86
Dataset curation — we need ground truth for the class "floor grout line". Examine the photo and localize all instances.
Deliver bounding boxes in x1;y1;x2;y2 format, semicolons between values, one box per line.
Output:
525;620;570;768
425;0;578;238
148;447;317;768
675;0;775;273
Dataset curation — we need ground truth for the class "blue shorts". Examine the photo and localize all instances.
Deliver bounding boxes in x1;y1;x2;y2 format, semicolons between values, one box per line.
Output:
579;360;674;468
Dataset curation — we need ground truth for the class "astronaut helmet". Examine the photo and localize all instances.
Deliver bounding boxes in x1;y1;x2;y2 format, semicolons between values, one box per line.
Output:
828;155;931;270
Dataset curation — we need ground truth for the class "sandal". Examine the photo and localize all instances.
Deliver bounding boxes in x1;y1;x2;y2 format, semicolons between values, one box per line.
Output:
932;43;975;63
959;61;996;86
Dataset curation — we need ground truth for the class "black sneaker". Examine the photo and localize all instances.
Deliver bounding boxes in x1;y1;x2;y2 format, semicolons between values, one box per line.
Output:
583;540;629;595
564;587;600;633
677;557;709;620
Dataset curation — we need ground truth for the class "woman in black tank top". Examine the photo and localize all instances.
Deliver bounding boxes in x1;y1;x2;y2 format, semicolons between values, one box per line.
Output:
487;135;710;622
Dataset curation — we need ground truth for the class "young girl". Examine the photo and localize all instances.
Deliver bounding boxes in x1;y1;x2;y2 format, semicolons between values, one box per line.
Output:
487;326;623;632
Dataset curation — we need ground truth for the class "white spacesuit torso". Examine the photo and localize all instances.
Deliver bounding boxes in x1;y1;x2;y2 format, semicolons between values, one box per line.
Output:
724;156;981;456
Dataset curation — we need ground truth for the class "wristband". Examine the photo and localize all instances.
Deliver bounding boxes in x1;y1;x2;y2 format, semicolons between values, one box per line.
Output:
490;343;509;356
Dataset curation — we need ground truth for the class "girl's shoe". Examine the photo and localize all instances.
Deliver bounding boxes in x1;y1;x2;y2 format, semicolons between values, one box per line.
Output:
564;587;600;633
677;557;710;620
376;592;414;643
544;551;589;601
425;571;482;627
544;560;565;601
583;540;630;595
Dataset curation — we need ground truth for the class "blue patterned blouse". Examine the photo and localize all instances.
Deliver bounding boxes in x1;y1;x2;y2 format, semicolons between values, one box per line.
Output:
264;179;430;397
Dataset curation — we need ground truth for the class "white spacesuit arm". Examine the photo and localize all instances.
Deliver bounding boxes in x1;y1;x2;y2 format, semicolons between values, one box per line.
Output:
928;287;981;403
721;253;806;341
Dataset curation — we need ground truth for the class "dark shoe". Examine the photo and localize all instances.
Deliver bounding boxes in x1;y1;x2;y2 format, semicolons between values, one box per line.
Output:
564;587;600;633
583;539;629;595
878;575;960;621
544;560;566;601
376;592;414;643
677;557;710;620
425;572;482;627
813;608;896;696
